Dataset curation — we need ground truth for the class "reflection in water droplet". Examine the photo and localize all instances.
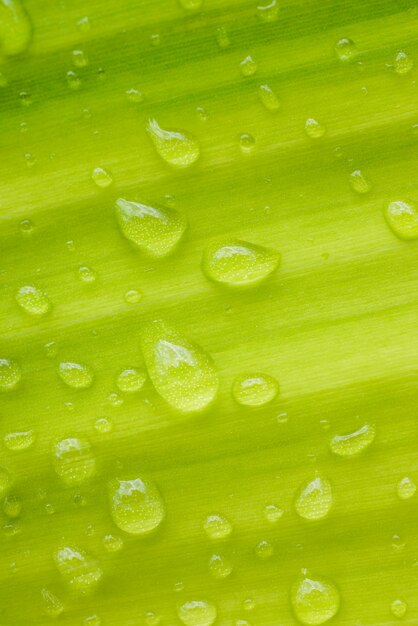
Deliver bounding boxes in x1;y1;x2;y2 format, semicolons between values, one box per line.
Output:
0;0;32;55
257;0;279;22
334;38;356;62
391;599;407;618
4;430;35;451
208;553;233;579
57;361;94;389
329;424;375;457
108;476;165;535
0;359;21;391
53;438;96;485
394;51;413;75
54;545;103;594
140;320;219;413
16;285;51;316
291;572;340;625
240;55;257;77
384;200;418;240
72;49;88;67
177;600;217;626
204;514;232;540
41;588;64;617
349;169;371;194
397;477;416;500
19;219;34;236
147;119;200;168
66;70;81;90
116;368;147;393
305;118;326;139
295;477;332;520
258;84;280;111
232;373;279;407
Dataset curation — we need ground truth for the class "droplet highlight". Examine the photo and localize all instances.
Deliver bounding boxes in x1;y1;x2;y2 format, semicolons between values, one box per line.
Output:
0;359;21;391
258;84;280;111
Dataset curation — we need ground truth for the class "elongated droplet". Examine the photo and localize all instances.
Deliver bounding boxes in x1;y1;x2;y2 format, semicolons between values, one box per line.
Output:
258;84;280;111
329;424;375;457
295;477;332;520
16;285;51;316
0;0;32;56
140;320;219;413
4;429;35;451
232;373;279;406
115;198;187;257
394;50;413;75
0;358;21;391
53;438;96;485
202;239;280;288
41;587;64;617
147;119;200;168
384;200;418;240
57;361;94;389
54;545;103;594
108;476;165;535
177;600;217;626
291;572;340;625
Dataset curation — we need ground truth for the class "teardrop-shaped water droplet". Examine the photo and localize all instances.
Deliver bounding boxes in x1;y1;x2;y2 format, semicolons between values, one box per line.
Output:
0;0;32;56
305;118;326;139
53;438;96;485
203;513;233;540
394;50;413;75
0;358;21;391
57;361;94;389
177;600;217;626
202;239;280;288
108;475;165;535
391;599;407;618
295;476;332;520
397;477;416;500
240;55;257;76
258;84;280;111
232;373;279;407
115;198;187;257
16;285;51;316
147;119;200;168
349;169;371;194
329;424;375;457
140;320;219;413
291;572;340;625
384;200;418;240
53;545;103;594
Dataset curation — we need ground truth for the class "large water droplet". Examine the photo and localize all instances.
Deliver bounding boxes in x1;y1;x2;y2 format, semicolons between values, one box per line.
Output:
177;600;217;626
108;476;165;535
203;513;232;540
41;587;64;617
53;438;96;485
397;477;416;500
258;84;280;111
4;429;35;451
291;572;340;625
53;545;103;594
147;119;200;168
0;358;21;391
208;553;233;579
329;424;375;457
57;361;94;389
116;368;147;393
16;285;51;316
295;477;332;520
232;373;279;407
0;0;32;56
202;239;280;288
257;0;279;22
140;319;219;413
115;198;187;257
384;200;418;240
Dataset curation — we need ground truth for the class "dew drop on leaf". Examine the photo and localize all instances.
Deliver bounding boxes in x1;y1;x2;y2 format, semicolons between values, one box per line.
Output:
0;0;32;56
52;437;97;486
41;587;64;617
16;285;51;316
53;545;103;594
92;167;113;188
72;49;88;67
108;476;166;535
208;553;233;579
291;572;340;625
57;361;94;389
349;169;371;194
0;358;21;391
3;494;22;518
295;476;333;521
397;476;416;500
264;503;284;522
203;513;232;540
305;118;326;139
240;55;257;77
384;200;418;240
257;0;279;22
329;424;375;457
334;38;356;62
102;533;124;552
116;368;147;393
394;50;413;75
391;599;407;618
4;429;35;451
232;373;279;407
258;84;280;111
147;119;200;168
255;539;274;559
177;600;217;626
239;133;256;154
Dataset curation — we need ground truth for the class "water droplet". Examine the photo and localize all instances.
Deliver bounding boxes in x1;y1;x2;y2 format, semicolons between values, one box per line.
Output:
295;476;332;520
57;361;94;389
92;167;112;188
243;599;255;611
178;0;203;9
54;545;103;594
264;503;284;523
0;0;32;55
232;373;279;407
94;417;113;434
258;84;280;111
66;70;81;90
140;319;219;413
102;533;124;552
255;539;274;559
196;106;209;121
305;118;326;139
202;239;280;288
257;0;279;22
116;368;146;393
329;424;375;457
126;87;144;103
391;599;407;618
334;38;356;62
394;50;413;75
0;467;11;497
147;119;200;168
45;502;55;515
41;587;64;617
66;239;76;252
77;16;91;32
291;572;340;625
4;430;35;451
3;494;22;518
108;475;165;535
391;533;405;552
53;438;96;485
145;611;161;626
384;200;418;240
107;391;123;407
397;477;416;500
239;133;256;154
124;289;142;304
240;55;257;77
349;169;371;194
19;90;31;106
203;513;232;540
177;600;217;626
115;198;187;257
19;218;34;236
216;25;230;49
0;359;21;391
78;265;97;283
16;285;51;316
208;553;233;579
72;49;88;68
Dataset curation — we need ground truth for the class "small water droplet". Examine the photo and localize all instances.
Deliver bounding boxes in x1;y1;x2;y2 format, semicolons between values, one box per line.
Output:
394;50;413;75
0;359;21;391
116;368;146;393
0;0;32;55
239;133;256;154
45;502;55;515
329;424;375;457
102;533;124;552
291;572;340;625
66;70;81;90
295;476;332;521
334;38;356;62
177;600;217;626
44;341;58;358
202;239;280;288
216;25;230;49
16;285;51;316
257;0;279;22
66;239;76;252
174;581;185;593
203;513;232;540
57;361;94;389
3;494;22;518
77;265;97;284
108;475;165;535
384;200;418;240
208;553;233;579
145;612;161;626
126;87;144;103
147;119;200;168
240;55;257;77
255;539;274;559
397;477;416;500
41;588;64;617
232;373;279;407
305;118;326;139
107;391;123;407
72;49;88;68
196;106;209;121
83;615;101;626
92;167;113;188
264;503;284;523
53;438;96;486
94;417;113;434
349;169;371;194
124;289;142;304
178;0;203;9
243;599;255;611
19;219;34;236
77;16;91;32
54;545;103;594
391;533;405;551
391;599;407;618
258;84;280;111
4;429;35;451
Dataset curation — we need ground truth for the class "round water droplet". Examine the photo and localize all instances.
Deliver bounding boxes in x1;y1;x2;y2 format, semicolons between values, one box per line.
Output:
53;438;96;486
394;50;413;75
240;55;257;77
102;533;124;553
66;70;81;90
177;600;217;626
125;289;142;304
208;553;233;579
329;423;375;457
115;198;187;257
232;373;279;407
202;239;280;288
305;118;326;139
178;0;203;9
255;539;274;559
147;119;200;168
92;167;113;188
384;200;418;240
0;359;21;391
57;361;94;389
4;430;35;451
3;494;22;518
258;84;280;111
16;285;51;316
264;503;284;523
397;477;416;500
126;87;144;103
72;49;88;68
140;319;219;413
19;219;34;236
54;545;103;594
78;266;97;283
107;391;123;407
0;467;11;497
116;368;146;393
291;573;340;625
41;587;64;617
349;169;371;194
239;133;256;154
216;25;230;49
295;476;332;521
203;513;232;540
334;38;356;62
0;0;32;56
108;475;165;535
257;0;279;22
94;417;113;433
391;599;407;618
